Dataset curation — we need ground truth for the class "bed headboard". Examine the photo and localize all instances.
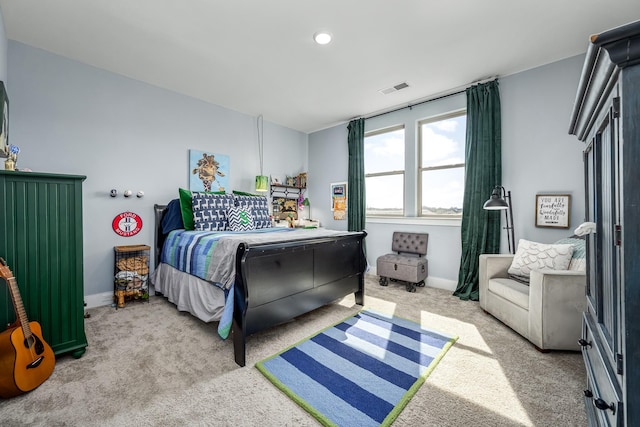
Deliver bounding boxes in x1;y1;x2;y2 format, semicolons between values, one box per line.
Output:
153;203;168;267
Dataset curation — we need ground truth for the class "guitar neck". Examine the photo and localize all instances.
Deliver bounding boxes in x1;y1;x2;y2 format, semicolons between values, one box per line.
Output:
6;276;33;340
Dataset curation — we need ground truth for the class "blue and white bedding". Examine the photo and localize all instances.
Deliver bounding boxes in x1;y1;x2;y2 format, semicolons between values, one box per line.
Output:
160;227;296;338
160;227;295;284
159;227;358;339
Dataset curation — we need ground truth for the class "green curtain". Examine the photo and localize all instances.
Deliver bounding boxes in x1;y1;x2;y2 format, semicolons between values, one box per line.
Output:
347;118;365;232
453;80;502;301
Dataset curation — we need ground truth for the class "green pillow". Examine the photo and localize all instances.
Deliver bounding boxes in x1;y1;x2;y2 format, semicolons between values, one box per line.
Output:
178;188;225;230
232;190;262;197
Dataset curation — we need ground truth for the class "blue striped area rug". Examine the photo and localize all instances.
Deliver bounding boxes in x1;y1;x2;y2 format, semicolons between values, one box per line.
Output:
256;309;458;426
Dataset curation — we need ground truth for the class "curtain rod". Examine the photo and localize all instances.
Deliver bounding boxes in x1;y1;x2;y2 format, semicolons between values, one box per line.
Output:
362;76;498;121
364;89;464;120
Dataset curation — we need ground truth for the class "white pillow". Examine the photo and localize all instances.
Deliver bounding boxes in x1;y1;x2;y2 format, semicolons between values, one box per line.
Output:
508;239;574;279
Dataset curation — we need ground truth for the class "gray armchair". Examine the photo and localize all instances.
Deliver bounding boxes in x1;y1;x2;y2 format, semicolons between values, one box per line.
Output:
479;252;586;351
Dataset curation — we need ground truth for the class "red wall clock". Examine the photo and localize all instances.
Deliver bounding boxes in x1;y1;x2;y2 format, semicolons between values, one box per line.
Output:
112;212;143;237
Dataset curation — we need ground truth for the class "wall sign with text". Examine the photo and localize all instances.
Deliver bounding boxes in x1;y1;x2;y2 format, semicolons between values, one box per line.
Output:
112;211;143;236
535;194;570;228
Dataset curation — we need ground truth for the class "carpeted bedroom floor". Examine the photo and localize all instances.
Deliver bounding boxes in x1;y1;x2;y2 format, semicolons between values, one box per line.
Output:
0;274;587;426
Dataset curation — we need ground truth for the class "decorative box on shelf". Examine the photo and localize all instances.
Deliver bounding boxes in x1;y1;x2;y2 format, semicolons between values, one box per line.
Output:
114;245;150;308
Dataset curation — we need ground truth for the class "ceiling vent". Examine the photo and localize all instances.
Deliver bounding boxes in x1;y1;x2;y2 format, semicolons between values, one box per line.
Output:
379;82;410;95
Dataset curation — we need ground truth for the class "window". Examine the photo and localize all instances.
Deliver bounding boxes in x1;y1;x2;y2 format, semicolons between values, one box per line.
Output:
419;112;466;217
364;125;404;216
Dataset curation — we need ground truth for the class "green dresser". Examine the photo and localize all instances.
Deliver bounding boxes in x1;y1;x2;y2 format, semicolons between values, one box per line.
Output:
0;170;87;358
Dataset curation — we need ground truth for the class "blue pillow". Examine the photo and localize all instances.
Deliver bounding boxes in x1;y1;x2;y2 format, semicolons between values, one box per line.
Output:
192;193;234;231
234;194;271;229
161;199;184;234
252;207;272;229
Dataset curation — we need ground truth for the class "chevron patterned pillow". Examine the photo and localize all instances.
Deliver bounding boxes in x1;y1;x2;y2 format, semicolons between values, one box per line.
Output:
227;207;256;231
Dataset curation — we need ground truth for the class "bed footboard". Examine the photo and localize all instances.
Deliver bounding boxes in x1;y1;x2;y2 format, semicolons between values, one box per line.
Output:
232;232;367;366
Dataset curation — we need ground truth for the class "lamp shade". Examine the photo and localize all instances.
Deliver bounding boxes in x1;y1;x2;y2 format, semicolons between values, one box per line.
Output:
255;175;269;192
483;187;509;210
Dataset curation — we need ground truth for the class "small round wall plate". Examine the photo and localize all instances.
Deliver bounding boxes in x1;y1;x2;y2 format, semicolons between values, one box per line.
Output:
112;212;143;237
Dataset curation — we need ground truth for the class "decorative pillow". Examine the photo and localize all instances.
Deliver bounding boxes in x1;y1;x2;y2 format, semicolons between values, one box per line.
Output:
179;188;226;230
234;194;272;229
227;207;256;231
508;239;574;282
554;236;586;271
160;198;185;234
234;194;269;209
193;208;228;231
191;192;234;231
232;190;262;197
251;207;272;229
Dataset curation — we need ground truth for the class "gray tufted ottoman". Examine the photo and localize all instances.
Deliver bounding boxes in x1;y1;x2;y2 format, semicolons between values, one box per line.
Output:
376;232;428;292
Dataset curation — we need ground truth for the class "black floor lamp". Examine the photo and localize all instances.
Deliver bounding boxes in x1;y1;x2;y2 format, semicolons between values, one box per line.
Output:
483;186;516;254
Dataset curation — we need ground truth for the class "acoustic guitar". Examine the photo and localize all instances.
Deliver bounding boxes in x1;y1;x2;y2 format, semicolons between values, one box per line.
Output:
0;257;55;398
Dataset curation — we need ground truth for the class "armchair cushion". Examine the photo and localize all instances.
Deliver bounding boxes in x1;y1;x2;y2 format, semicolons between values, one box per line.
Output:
507;239;574;282
487;278;529;309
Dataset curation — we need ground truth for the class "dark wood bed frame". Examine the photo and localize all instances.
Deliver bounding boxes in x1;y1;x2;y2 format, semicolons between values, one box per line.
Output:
154;204;367;366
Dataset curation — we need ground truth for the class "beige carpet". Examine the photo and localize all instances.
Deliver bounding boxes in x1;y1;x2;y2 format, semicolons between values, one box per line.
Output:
0;274;587;426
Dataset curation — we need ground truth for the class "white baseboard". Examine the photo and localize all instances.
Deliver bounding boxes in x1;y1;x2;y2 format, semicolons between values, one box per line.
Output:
85;286;158;309
84;292;115;309
85;275;457;308
367;268;456;292
424;276;457;291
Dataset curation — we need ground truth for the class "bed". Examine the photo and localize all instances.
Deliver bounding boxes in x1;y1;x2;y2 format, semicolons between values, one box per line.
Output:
152;194;367;367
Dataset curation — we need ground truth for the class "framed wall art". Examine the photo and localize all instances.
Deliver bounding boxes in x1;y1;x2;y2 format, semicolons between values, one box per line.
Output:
535;194;571;228
189;150;229;192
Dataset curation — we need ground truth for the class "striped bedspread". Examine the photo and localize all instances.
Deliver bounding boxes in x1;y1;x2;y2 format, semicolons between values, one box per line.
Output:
160;228;298;340
160;228;295;285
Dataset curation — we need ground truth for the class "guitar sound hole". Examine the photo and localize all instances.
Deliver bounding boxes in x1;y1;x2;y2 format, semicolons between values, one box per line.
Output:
23;334;45;355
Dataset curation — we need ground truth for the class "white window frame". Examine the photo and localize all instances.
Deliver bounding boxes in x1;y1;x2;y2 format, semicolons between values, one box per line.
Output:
364;124;405;217
417;110;466;218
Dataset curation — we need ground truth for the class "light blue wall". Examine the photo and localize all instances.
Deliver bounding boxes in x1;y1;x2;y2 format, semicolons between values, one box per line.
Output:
0;10;6;82
309;54;587;290
308;124;349;231
501;54;586;245
7;41;308;304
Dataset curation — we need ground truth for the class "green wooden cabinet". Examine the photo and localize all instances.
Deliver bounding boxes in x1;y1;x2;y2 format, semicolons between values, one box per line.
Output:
0;170;87;358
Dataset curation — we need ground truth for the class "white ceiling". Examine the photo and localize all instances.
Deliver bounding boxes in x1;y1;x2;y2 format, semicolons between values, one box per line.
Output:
1;1;639;133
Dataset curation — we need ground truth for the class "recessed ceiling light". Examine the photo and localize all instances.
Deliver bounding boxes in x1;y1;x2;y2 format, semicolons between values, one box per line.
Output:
313;31;332;45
